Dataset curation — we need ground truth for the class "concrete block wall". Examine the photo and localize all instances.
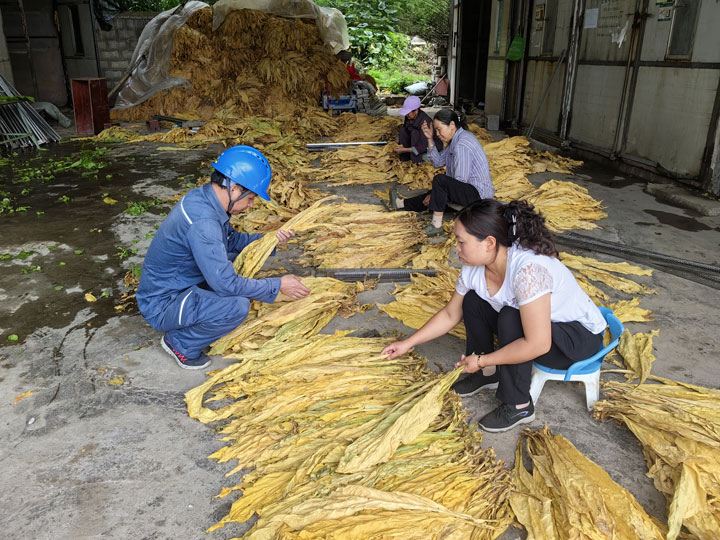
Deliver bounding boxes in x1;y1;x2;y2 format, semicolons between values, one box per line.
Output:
95;11;156;89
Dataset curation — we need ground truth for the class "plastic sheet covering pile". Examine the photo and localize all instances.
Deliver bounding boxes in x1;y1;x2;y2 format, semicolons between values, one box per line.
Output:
511;426;667;539
113;1;350;120
594;376;720;540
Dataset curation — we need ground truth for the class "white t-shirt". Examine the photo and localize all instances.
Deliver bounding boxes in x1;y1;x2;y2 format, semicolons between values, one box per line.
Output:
455;243;607;334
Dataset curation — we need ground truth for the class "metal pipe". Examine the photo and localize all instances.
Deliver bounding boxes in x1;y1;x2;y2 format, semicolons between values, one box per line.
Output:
619;0;650;155
317;268;437;282
556;232;720;273
559;0;584;139
611;0;643;156
526;49;567;139
306;141;388;152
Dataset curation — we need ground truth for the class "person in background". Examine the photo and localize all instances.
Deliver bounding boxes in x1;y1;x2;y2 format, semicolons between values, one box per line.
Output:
389;109;493;236
382;200;606;432
137;145;310;370
393;95;442;164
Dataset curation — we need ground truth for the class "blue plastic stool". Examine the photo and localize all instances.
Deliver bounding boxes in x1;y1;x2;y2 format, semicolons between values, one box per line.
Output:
529;307;624;410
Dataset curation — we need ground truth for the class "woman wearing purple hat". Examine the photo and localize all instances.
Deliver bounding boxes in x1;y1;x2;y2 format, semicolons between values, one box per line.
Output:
390;109;493;237
394;96;443;164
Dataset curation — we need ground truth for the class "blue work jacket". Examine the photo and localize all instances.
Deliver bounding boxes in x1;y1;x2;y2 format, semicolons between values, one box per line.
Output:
137;183;281;321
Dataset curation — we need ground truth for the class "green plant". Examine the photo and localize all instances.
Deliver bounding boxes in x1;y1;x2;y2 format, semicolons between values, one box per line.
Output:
115;246;138;260
316;0;401;68
368;69;424;93
126;199;163;216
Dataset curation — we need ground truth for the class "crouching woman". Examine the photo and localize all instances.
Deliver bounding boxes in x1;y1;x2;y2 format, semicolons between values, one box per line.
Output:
382;199;607;432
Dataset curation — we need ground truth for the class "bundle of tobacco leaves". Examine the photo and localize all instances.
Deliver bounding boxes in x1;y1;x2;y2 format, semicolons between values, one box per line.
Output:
233;196;339;278
330;113;402;142
186;332;513;538
511;426;667;539
209;277;363;355
594;377;720;540
299;203;425;268
112;7;350;122
560;252;656;301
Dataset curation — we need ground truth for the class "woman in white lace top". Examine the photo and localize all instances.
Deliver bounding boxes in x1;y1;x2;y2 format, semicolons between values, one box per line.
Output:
382;199;606;432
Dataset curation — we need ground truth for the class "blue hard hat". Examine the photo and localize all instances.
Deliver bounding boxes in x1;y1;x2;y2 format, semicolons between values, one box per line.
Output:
211;145;272;201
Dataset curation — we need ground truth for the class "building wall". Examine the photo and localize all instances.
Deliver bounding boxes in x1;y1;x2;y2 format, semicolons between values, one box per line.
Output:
95;12;155;90
623;0;720;176
0;0;66;105
513;0;720;179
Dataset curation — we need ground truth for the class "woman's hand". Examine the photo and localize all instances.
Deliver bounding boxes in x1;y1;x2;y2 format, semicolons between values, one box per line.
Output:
455;353;482;374
421;120;434;141
276;229;295;245
422;194;431;207
382;340;412;360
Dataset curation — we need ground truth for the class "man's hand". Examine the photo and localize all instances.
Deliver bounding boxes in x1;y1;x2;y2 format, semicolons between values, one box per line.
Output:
280;274;311;300
421;120;434;141
381;340;412;360
422;194;431;207
276;229;295;246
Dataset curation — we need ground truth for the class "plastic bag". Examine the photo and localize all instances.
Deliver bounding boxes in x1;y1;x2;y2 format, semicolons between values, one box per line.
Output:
404;81;429;95
114;1;209;110
506;36;525;61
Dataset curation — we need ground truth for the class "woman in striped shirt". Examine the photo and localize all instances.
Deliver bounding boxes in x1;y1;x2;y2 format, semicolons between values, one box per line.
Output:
390;109;494;236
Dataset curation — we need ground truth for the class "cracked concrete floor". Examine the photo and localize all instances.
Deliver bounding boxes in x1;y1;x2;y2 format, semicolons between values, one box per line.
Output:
1;139;719;539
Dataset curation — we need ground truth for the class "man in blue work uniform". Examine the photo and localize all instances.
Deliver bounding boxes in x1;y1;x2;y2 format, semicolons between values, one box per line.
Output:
137;145;310;370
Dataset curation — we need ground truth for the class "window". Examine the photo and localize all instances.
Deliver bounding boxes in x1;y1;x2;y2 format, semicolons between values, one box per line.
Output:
666;0;700;60
541;0;558;56
69;5;85;57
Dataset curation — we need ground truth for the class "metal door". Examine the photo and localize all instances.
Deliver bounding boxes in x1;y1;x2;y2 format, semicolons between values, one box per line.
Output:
56;0;100;80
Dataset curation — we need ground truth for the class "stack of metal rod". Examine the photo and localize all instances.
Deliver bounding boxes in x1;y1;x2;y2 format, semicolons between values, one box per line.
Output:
0;75;61;150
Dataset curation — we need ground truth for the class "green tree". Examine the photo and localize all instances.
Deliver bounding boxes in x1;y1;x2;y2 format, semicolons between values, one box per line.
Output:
316;0;404;68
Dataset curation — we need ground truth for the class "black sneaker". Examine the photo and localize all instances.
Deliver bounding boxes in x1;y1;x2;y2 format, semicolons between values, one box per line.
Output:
478;401;535;433
160;335;211;370
451;371;500;397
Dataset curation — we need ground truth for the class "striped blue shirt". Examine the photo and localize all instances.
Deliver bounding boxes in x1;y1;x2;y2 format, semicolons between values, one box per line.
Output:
427;128;494;199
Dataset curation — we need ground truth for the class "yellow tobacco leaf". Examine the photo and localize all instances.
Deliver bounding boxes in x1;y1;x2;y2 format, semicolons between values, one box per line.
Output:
594;379;720;540
605;297;655;323
102;197;118;205
616;328;660;383
84;292;97;302
562;253;656;295
560;252;652;276
512;427;667;540
13;390;32;404
337;368;463;473
107;376;124;386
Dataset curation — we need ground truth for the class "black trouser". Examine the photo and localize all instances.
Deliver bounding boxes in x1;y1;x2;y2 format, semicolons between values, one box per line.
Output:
397;125;425;164
462;290;603;405
403;174;481;213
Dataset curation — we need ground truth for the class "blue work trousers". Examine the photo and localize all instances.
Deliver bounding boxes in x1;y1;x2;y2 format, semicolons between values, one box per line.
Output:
145;285;250;359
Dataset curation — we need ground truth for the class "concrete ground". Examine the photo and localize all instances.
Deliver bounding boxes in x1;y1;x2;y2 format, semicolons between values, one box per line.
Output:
1;133;719;539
